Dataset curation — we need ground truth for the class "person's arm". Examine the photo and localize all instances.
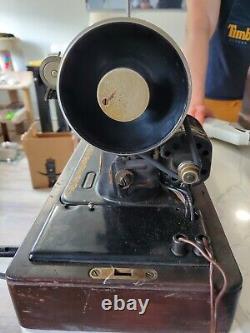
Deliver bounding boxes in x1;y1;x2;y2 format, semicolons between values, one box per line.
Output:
185;0;221;123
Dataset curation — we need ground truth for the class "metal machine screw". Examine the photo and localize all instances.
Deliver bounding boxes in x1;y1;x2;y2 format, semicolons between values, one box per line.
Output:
90;268;100;278
115;169;134;189
88;202;95;211
51;70;58;78
145;270;157;280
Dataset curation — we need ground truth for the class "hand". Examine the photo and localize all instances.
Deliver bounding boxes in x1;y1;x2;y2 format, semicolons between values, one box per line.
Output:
188;104;213;124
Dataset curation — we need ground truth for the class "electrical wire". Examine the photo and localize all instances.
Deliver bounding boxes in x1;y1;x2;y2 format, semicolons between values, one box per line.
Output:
180;184;195;221
178;237;228;333
203;238;215;333
178;186;194;221
163;183;194;221
166;186;186;204
161;184;188;217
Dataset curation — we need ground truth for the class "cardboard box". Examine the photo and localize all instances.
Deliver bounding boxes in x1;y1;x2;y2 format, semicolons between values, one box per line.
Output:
22;122;77;188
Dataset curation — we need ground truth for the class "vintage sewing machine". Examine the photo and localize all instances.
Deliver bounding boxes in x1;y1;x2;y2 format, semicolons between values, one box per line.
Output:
7;18;241;332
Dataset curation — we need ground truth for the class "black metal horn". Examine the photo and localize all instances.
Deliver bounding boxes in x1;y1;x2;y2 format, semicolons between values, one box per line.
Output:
57;18;191;155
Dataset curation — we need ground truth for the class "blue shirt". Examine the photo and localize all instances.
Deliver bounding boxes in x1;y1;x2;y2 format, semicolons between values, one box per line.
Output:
205;0;250;100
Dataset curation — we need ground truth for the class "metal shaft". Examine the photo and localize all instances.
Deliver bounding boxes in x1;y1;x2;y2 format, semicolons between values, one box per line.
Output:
127;0;131;18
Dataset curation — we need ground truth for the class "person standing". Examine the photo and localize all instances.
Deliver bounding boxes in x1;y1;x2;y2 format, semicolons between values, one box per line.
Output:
185;0;250;123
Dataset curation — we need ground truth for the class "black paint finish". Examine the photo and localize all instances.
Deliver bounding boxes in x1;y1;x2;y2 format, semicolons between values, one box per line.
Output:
29;204;207;265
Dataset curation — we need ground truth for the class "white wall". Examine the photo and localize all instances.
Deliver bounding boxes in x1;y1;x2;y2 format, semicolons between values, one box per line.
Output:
0;0;89;63
0;0;90;117
0;1;186;63
135;10;186;48
89;10;186;49
0;1;186;120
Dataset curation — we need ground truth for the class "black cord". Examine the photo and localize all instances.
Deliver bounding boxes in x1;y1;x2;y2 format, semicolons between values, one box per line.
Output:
0;247;18;258
0;247;19;280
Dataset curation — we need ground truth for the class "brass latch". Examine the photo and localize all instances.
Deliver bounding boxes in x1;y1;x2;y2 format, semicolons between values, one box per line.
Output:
89;267;157;281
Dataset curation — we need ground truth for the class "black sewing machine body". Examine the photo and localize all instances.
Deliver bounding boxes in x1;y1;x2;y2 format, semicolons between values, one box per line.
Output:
29;115;213;265
6;18;242;332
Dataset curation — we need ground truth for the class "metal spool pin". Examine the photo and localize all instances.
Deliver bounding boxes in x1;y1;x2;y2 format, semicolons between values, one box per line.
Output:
127;0;131;18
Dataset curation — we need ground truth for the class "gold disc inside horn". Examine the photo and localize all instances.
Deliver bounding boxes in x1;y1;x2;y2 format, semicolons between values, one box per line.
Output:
97;67;150;122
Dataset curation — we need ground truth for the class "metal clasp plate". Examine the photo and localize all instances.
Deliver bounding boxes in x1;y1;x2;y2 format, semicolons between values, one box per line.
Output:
89;267;157;281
